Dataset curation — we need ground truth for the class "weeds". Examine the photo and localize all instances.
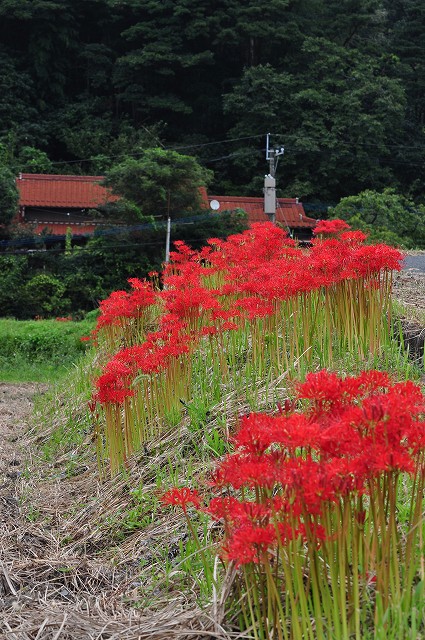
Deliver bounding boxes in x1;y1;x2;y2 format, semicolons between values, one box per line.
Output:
0;317;94;382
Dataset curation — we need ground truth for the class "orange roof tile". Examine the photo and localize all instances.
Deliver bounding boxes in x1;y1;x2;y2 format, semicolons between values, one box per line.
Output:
17;173;119;208
207;195;317;229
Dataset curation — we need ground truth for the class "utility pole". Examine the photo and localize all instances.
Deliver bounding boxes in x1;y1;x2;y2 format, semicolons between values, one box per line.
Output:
264;174;276;223
165;190;171;263
264;133;284;224
165;215;171;263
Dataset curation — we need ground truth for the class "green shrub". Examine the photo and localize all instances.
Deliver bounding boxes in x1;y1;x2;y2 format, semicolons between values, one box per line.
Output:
330;189;425;248
23;273;71;317
0;318;94;366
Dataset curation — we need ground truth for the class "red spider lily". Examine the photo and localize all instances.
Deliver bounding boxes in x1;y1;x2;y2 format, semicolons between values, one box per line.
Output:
212;452;279;489
93;278;157;335
339;230;368;244
223;522;277;566
92;220;406;477
203;370;425;562
296;369;392;419
232;412;321;455
235;296;275;320
94;358;135;404
206;497;272;525
313;219;351;235
161;487;201;513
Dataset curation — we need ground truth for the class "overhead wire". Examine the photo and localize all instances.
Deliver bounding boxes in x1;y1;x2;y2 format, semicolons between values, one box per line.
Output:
47;134;265;167
3;239;211;257
4;195;424;253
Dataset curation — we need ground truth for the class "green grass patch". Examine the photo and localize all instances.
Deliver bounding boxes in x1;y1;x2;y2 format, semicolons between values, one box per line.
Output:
30;349;100;474
0;317;95;382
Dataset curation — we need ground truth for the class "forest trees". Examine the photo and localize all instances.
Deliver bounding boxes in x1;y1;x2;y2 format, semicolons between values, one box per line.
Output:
0;0;423;204
223;40;406;200
0;164;19;226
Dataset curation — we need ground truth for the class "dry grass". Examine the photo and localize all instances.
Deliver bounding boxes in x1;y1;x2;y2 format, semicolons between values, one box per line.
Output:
0;360;290;639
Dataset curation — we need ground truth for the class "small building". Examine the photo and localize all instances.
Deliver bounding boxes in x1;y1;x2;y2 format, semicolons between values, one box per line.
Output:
14;174;316;241
205;194;317;241
15;173;119;236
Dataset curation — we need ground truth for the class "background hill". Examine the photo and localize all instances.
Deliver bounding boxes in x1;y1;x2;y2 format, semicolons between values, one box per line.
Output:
0;0;424;203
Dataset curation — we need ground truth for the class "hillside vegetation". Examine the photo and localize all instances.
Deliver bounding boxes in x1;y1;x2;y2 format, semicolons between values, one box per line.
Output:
0;0;424;203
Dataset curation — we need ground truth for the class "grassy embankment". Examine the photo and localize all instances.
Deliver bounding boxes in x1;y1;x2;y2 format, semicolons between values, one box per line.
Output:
3;224;424;639
21;287;423;640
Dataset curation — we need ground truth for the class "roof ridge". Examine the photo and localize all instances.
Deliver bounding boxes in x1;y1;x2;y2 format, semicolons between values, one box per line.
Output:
18;174;105;181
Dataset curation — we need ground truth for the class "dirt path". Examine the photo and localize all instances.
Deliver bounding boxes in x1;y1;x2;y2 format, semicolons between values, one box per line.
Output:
0;382;212;639
0;383;48;521
393;266;425;311
0;384;49;634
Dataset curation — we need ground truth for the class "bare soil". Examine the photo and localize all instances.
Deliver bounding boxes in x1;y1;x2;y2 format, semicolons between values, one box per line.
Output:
1;269;425;638
0;383;49;520
393;267;425;312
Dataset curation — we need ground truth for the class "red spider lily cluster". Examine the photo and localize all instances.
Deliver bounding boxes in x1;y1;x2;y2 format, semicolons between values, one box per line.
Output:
90;221;403;471
204;370;424;563
313;218;351;235
91;277;158;349
164;371;425;638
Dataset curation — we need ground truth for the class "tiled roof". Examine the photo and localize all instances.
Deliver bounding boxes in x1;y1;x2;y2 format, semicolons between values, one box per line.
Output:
15;175;316;232
17;173;119;208
207;195;317;229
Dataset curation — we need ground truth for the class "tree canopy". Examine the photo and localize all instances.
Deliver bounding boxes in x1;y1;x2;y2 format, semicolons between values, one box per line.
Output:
102;148;212;219
0;0;423;204
329;189;425;248
0;165;19;226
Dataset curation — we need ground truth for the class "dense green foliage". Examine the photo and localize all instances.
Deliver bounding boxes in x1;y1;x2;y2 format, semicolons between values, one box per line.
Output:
330;189;425;247
102;148;213;219
0;0;423;202
0;317;95;382
0;209;247;319
0;164;19;225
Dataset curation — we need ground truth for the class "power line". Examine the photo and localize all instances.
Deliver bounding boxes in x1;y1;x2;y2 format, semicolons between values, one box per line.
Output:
170;135;263;151
47;134;265;167
3;194;425;250
2;240;202;256
20;131;425;179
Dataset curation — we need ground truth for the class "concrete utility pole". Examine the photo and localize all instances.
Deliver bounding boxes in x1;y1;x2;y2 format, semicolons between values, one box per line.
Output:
264;174;276;223
165;214;171;263
264;133;284;224
165;190;171;263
